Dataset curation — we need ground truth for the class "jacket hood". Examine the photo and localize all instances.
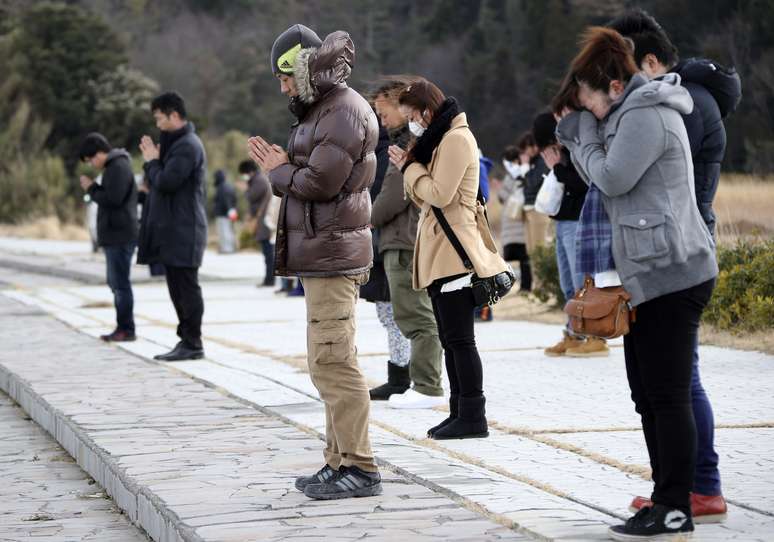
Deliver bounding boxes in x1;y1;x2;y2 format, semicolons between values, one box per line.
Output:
214;170;226;186
106;148;131;164
611;72;694;118
294;31;354;105
672;58;742;118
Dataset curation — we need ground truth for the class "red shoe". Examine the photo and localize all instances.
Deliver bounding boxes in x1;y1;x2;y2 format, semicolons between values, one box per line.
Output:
629;493;727;524
691;493;728;524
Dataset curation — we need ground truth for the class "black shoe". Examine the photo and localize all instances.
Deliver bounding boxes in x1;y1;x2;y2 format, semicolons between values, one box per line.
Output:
154;342;204;361
100;329;136;342
609;504;694;540
294;464;338;492
369;362;410;400
427;393;459;437
431;396;488;440
303;465;382;500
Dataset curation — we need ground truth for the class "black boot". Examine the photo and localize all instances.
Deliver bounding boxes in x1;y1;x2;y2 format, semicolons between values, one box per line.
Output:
427;394;458;437
431;396;488;440
369;362;410;400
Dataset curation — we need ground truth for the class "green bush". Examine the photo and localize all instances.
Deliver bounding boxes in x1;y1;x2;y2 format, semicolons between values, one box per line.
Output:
531;241;565;307
704;239;774;332
0;153;74;223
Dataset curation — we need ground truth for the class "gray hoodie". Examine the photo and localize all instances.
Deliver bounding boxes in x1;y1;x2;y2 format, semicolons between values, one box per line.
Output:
557;73;717;306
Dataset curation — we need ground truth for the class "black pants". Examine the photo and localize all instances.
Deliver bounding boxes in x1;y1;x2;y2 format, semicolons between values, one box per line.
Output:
427;276;483;399
260;240;275;284
503;243;531;291
165;266;204;349
624;278;715;513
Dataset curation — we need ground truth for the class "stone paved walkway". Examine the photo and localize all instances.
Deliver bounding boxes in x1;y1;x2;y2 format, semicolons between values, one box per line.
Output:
2;238;773;541
0;390;148;541
0;297;527;542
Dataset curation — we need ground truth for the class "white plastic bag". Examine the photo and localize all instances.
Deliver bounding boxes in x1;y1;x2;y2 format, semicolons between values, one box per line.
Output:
534;170;564;216
504;185;525;220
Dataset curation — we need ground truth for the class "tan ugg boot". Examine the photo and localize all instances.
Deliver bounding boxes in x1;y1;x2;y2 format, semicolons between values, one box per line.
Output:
566;336;610;357
544;331;585;357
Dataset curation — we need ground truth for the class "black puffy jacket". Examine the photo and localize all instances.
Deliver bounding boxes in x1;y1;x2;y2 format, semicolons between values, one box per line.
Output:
671;58;742;236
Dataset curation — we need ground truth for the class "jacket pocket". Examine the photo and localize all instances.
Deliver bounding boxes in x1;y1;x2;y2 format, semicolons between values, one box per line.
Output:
618;213;670;262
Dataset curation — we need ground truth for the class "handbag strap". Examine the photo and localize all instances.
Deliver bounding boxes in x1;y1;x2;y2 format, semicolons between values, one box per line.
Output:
431;205;474;271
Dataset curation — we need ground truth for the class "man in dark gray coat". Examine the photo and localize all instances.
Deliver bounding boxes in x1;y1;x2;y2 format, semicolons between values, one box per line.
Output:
138;92;208;361
79;132;138;342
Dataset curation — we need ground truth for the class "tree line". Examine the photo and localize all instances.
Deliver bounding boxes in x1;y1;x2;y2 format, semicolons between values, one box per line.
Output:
1;0;772;222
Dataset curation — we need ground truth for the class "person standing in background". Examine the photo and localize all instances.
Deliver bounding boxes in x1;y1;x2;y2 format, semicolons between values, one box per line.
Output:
78;132;138;342
239;160;276;287
138;91;208;362
213;169;238;254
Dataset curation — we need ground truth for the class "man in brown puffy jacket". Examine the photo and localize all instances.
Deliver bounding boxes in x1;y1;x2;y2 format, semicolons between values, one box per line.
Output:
248;24;382;500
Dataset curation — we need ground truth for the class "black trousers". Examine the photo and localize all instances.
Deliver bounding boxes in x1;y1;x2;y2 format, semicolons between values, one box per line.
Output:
165;266;204;349
427;276;483;400
624;278;715;513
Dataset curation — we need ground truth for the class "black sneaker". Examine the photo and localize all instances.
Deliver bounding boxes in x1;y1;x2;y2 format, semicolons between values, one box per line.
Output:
609;504;694;540
303;465;382;500
294;464;338;492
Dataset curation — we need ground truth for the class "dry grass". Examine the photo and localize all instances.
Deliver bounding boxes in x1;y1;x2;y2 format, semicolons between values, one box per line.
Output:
0;216;89;241
714;174;774;245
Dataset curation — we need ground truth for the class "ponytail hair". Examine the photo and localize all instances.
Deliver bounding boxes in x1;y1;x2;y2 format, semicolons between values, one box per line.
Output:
569;26;638;93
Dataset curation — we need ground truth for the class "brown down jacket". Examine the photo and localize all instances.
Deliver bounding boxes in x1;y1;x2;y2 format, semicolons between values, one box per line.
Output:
269;31;378;277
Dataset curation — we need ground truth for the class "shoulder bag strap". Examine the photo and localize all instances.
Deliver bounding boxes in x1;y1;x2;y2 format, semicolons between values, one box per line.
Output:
431;205;474;271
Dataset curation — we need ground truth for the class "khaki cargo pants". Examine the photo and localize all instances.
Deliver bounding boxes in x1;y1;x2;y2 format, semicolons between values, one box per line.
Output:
301;272;377;473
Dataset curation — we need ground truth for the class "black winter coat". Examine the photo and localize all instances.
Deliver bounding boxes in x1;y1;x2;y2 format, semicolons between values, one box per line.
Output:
672;58;742;236
360;123;391;303
88;149;138;246
138;123;208;268
523;156;549;206
214;174;237;218
551;148;588;221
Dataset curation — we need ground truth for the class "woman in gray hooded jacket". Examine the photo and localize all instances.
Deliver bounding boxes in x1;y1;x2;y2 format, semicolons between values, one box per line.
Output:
556;27;717;541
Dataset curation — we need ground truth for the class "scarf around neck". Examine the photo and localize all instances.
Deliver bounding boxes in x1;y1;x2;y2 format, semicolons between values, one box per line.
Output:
407;97;461;167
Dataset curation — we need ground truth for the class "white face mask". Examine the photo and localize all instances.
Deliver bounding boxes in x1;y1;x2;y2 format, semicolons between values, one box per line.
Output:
502;160;528;179
502;160;520;178
240;174;250;182
408;121;425;137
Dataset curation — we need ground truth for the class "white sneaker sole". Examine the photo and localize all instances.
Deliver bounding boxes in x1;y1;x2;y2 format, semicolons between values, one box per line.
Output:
388;397;446;410
608;526;693;541
627;507;726;525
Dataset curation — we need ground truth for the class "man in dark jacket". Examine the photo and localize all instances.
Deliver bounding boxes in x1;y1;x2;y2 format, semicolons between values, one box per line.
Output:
213;170;237;254
138;92;208;361
79;133;138;342
239;160;275;286
248;24;382;500
609;9;742;522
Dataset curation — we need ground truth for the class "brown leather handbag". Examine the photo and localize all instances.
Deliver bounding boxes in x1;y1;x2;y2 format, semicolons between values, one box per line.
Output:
563;276;636;339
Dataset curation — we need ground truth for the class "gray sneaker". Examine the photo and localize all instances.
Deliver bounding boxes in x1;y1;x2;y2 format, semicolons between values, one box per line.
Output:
303;466;382;500
294;464;338;492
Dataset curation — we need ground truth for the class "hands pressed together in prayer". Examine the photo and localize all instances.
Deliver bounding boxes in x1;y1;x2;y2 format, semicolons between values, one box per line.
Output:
248;136;289;172
388;145;407;171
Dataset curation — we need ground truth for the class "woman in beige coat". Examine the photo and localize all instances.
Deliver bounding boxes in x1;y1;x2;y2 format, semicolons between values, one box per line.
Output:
388;78;508;440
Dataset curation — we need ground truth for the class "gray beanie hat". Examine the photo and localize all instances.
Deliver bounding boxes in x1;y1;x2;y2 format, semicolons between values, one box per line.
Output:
270;24;322;76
